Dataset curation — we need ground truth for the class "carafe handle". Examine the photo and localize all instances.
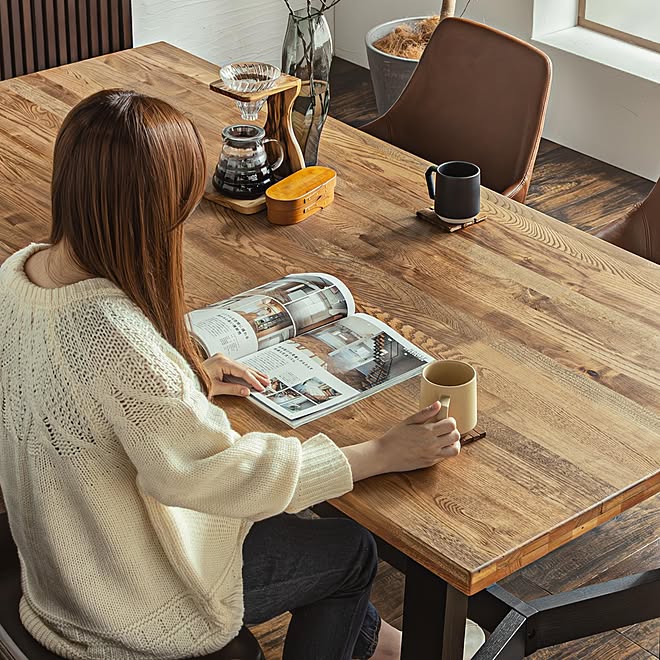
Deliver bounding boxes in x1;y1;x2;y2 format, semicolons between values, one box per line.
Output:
263;138;285;171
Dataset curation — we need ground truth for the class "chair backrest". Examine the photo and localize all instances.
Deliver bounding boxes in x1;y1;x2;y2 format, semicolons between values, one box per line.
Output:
0;511;30;660
595;179;660;264
0;0;132;81
363;17;552;203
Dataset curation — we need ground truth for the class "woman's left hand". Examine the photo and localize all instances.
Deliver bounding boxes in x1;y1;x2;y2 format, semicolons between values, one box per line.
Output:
203;353;270;398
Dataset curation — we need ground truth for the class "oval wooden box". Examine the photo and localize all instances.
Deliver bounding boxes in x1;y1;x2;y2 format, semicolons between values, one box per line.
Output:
266;166;337;225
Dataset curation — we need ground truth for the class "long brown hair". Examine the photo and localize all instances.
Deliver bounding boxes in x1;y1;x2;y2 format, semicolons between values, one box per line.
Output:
50;89;211;394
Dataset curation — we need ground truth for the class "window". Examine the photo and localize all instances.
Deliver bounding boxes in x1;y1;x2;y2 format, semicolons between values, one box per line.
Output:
578;0;660;53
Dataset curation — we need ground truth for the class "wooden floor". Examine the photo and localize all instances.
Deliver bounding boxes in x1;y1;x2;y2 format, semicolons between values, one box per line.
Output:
249;59;659;659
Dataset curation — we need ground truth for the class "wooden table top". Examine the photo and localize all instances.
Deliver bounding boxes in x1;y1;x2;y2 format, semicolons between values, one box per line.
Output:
1;42;658;596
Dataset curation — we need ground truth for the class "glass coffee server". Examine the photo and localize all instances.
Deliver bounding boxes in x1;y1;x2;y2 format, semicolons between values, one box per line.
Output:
212;124;285;200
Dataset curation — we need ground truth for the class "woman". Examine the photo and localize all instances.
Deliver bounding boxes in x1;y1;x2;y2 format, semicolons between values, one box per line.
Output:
0;90;461;660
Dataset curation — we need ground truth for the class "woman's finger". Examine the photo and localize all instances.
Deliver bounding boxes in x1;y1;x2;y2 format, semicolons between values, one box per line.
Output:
429;417;457;436
212;382;251;397
438;440;461;458
258;373;271;386
250;370;270;387
227;363;265;391
435;429;461;449
406;401;442;425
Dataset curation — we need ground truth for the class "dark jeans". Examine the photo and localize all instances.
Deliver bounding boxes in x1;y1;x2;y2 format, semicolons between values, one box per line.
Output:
242;513;381;660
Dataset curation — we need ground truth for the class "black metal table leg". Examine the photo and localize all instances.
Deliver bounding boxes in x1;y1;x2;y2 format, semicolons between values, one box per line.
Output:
401;559;470;660
473;569;660;659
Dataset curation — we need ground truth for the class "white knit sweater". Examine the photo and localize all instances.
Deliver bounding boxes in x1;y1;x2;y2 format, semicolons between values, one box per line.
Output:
0;244;353;660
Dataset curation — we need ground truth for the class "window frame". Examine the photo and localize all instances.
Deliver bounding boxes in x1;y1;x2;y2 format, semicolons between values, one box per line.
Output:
577;0;660;53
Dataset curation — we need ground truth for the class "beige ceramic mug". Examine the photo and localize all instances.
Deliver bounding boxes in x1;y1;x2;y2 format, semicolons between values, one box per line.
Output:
419;360;477;434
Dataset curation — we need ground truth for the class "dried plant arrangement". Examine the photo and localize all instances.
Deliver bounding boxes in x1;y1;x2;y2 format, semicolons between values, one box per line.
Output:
373;0;473;59
373;16;442;60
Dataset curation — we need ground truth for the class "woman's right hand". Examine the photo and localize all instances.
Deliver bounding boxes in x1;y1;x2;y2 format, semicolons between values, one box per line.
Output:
341;401;461;482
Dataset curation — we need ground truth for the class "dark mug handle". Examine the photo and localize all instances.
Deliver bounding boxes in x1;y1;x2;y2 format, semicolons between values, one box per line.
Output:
425;165;438;200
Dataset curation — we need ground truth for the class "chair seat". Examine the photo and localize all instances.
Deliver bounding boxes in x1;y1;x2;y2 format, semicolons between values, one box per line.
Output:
0;513;263;660
593;178;659;264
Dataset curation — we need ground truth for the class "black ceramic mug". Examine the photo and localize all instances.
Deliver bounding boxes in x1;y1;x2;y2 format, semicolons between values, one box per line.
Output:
425;161;481;223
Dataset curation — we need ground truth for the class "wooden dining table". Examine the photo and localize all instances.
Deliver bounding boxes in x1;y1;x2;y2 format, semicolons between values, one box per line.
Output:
0;42;658;660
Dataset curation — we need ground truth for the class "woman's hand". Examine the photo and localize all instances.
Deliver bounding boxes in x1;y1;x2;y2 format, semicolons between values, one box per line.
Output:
203;353;270;398
341;401;461;482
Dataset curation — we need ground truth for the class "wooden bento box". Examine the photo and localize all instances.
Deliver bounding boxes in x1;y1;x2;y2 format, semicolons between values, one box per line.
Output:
266;166;337;225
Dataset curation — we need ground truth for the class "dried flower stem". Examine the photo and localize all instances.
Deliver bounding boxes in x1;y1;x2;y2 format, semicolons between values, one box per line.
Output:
281;0;343;20
281;0;295;15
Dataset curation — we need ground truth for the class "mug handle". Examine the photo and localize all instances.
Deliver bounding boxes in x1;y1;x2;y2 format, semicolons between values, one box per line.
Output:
425;165;438;200
437;395;451;421
263;138;285;171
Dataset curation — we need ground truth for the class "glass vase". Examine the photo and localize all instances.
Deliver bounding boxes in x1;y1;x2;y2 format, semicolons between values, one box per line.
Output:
282;8;332;167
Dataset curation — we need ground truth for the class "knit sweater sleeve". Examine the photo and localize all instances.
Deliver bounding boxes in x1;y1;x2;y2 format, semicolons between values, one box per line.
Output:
101;341;353;520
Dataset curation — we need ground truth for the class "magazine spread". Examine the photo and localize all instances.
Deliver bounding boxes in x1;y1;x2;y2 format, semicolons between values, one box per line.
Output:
187;274;432;427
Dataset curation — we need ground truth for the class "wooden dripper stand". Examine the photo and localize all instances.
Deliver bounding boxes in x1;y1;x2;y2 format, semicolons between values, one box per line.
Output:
204;67;306;215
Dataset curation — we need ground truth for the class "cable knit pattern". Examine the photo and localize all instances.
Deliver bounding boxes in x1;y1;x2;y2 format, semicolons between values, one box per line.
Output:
0;244;353;660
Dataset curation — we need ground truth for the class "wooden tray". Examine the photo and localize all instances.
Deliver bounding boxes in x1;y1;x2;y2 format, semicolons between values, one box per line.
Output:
416;208;488;232
204;178;266;215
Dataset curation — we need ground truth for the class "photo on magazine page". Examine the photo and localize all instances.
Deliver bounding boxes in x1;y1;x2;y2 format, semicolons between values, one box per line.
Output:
243;314;432;426
186;273;355;359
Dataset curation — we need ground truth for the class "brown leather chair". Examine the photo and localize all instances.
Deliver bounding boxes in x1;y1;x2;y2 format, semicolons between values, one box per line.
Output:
362;17;552;203
594;178;660;264
0;512;264;660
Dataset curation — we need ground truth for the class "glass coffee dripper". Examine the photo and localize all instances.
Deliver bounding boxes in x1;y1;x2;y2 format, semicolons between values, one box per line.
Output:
220;62;281;121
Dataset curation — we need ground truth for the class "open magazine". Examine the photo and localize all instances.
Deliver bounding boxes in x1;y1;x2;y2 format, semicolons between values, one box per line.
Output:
187;274;433;427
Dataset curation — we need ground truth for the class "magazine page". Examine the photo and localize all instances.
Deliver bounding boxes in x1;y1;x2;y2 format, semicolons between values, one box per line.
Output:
186;273;355;359
241;313;433;427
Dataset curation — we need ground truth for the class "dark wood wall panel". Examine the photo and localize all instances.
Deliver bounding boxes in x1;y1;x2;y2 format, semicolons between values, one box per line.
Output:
0;3;13;80
0;0;132;80
55;0;68;66
77;0;89;61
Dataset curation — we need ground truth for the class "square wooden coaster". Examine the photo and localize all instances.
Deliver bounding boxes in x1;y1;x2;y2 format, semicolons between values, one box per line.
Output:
204;177;267;215
416;208;488;232
460;428;486;446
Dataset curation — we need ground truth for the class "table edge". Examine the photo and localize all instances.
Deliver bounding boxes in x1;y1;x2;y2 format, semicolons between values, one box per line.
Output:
329;470;659;595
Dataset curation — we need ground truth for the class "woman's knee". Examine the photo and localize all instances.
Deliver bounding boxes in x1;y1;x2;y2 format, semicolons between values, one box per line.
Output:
339;519;378;590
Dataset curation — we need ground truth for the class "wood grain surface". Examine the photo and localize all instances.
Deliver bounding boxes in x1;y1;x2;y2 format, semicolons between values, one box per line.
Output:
0;42;658;597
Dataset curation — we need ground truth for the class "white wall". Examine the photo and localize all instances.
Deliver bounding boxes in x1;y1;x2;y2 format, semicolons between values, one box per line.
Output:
334;0;660;180
132;0;331;69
